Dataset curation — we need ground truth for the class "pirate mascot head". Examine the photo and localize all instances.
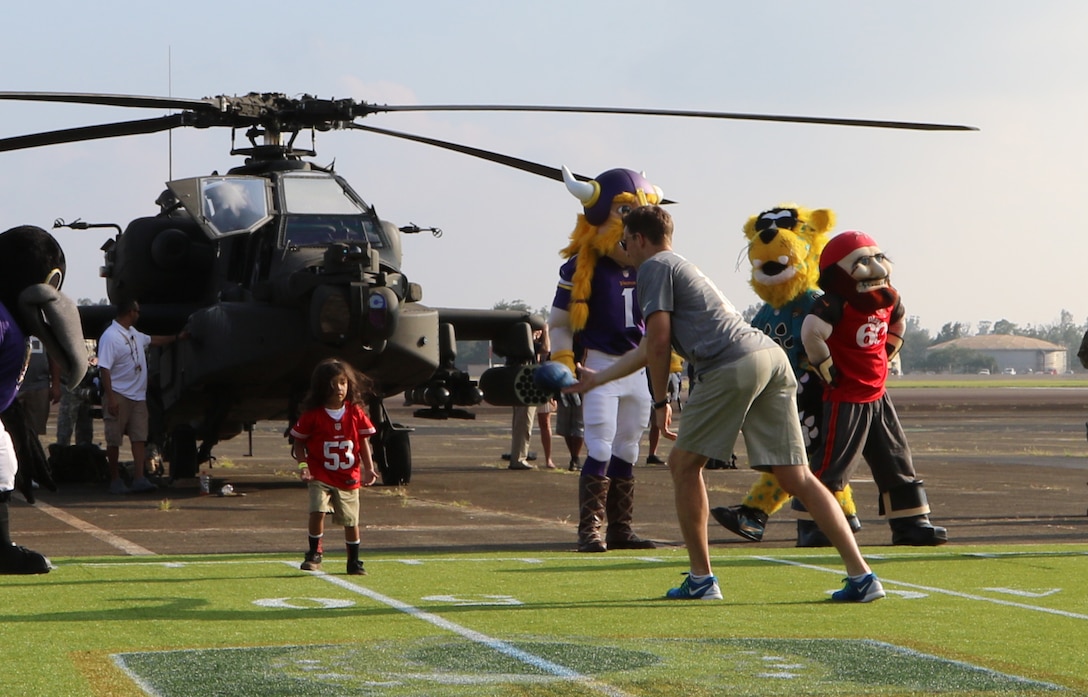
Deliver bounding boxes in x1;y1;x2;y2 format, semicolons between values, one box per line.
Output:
0;225;88;574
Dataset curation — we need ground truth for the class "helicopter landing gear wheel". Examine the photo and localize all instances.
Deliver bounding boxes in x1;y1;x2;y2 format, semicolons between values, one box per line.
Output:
375;422;412;486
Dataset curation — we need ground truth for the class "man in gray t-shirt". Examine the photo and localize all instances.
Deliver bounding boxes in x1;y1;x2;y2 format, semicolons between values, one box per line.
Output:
636;251;772;374
565;205;884;604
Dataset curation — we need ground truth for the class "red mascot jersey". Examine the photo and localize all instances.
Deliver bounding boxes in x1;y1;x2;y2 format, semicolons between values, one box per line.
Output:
290;403;376;490
819;299;895;403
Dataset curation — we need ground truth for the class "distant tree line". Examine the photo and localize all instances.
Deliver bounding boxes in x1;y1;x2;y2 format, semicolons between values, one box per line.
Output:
463;298;1088;375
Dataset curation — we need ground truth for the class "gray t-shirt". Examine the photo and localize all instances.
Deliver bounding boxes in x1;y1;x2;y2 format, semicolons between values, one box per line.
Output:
637;250;774;373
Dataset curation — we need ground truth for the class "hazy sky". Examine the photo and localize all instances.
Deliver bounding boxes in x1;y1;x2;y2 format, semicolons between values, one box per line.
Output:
1;1;1084;335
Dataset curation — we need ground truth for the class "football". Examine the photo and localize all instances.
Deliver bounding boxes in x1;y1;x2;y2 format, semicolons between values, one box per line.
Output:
533;361;577;391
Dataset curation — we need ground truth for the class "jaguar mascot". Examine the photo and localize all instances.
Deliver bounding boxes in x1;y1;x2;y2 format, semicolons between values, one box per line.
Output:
710;204;860;544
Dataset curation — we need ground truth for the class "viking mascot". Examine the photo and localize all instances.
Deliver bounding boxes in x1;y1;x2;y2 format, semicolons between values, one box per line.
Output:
548;166;663;552
710;205;860;544
0;225;89;574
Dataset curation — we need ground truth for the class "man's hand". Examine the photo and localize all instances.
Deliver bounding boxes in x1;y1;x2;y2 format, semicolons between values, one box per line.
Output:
562;366;600;396
361;468;378;487
654;403;678;441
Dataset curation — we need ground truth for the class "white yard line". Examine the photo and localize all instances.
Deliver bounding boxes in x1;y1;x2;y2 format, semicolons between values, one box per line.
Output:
34;500;156;556
757;555;1088;621
298;562;635;697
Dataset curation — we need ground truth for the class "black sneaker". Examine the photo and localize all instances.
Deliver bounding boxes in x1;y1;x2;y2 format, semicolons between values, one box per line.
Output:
710;505;767;542
300;551;323;571
347;559;367;576
646;454;665;465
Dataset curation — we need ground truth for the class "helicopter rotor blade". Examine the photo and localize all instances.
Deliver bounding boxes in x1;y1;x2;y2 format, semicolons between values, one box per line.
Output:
347;122;678;204
348;123;582;181
0;114;189;153
0;91;220;112
363;104;978;132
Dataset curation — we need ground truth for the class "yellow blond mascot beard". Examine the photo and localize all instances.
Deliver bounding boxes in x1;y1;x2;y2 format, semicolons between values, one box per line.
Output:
560;192;644;333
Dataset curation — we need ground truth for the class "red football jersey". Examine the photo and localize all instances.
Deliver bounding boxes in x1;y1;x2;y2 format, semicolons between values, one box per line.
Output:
824;303;890;403
290;403;376;490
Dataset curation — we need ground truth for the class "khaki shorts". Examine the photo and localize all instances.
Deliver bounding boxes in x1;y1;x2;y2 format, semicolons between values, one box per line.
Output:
103;395;149;447
677;348;807;470
308;479;361;527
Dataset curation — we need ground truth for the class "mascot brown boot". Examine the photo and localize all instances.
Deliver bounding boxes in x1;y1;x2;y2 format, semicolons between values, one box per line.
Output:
882;481;948;546
577;476;609;552
0;493;51;574
604;477;655;549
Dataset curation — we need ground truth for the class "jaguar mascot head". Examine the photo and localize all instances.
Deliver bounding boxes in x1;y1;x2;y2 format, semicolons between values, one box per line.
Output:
743;204;835;309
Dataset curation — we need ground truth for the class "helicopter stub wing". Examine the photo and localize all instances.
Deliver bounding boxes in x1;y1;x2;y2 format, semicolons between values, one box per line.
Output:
436;308;545;342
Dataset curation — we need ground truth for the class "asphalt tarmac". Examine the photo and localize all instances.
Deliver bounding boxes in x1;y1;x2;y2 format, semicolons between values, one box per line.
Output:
9;385;1088;560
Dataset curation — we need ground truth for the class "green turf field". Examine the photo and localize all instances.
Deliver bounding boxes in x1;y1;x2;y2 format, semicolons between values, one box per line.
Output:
2;545;1086;696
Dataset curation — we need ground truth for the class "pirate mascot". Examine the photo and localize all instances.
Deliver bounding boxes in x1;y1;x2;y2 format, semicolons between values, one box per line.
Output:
0;225;88;573
549;167;663;552
795;230;947;546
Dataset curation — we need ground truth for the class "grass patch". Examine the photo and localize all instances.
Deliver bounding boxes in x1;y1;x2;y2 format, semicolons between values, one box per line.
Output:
2;547;1086;696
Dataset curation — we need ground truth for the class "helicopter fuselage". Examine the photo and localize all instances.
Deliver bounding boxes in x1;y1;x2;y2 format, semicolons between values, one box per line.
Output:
84;158;446;443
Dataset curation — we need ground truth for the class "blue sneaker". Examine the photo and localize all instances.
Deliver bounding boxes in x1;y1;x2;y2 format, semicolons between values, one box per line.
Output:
665;572;723;600
831;573;886;602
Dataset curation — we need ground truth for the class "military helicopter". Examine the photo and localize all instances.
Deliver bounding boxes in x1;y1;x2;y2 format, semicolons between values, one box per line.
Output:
0;91;976;485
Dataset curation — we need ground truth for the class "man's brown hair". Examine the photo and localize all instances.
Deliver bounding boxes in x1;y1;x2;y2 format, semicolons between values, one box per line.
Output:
622;205;673;245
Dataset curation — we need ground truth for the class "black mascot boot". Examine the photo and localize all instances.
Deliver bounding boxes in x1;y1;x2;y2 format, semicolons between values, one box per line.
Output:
0;495;51;574
604;477;656;549
796;519;832;548
711;505;768;542
577;476;610;552
890;515;948;546
881;481;949;546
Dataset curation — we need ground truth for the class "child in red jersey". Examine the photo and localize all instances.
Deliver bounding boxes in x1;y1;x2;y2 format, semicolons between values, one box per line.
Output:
290;359;378;574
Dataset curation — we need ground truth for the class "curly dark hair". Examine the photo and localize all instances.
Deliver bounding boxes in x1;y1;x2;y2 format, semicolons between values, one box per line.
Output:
300;358;373;412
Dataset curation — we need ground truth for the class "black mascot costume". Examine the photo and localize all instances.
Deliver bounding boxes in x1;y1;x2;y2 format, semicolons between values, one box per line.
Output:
0;225;89;574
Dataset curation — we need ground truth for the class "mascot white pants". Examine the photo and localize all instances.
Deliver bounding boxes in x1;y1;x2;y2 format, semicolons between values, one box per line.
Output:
0;424;15;492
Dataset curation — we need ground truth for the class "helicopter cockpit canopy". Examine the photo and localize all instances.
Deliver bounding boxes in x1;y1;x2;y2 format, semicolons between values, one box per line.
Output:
278;172;386;250
169;175;272;237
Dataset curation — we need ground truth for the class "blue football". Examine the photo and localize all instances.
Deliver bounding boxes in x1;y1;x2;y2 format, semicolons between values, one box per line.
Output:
533;361;577;391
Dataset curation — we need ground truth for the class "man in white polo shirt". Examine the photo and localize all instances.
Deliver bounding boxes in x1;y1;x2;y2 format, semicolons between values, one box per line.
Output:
98;300;184;494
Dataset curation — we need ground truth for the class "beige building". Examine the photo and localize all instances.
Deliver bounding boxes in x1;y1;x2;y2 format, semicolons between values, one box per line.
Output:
926;335;1068;374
